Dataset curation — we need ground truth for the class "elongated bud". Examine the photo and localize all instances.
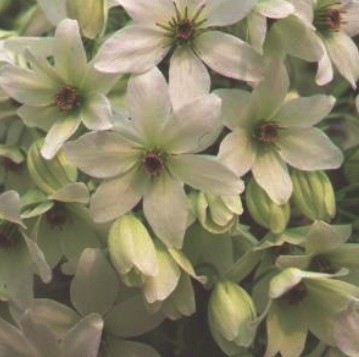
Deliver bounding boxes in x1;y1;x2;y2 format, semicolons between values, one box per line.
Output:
208;280;257;353
246;178;290;234
27;139;77;194
191;192;243;234
108;214;158;281
66;0;107;39
291;170;335;222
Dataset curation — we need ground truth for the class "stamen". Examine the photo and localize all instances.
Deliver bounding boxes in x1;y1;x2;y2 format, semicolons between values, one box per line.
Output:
282;282;307;305
310;255;338;274
254;121;280;145
142;150;166;176
314;2;345;34
54;86;82;113
46;203;68;228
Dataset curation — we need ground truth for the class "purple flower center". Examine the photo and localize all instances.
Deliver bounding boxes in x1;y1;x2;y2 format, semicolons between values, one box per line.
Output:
142;151;165;176
255;121;280;144
55;86;82;112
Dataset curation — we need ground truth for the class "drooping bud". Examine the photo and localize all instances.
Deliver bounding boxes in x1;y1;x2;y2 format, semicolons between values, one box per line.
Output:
246;177;290;234
27;139;77;194
66;0;107;39
208;280;257;354
291;170;335;222
191;191;243;234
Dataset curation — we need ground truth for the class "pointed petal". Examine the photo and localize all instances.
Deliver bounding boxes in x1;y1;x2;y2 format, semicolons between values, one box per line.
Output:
274;95;336;127
247;12;267;53
94;25;169;74
161;94;222;154
0;190;22;226
169;46;210;111
277;128;344;171
169;154;244;195
41;115;81;159
37;0;66;25
195;31;264;81
143;175;188;248
256;0;294;18
219;129;257;176
252;150;292;204
64;131;137;179
342;0;359;36
316;40;334;86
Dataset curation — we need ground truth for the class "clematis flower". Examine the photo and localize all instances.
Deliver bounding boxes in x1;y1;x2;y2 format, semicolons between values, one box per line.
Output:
266;268;359;357
0;19;120;159
218;60;343;204
269;0;359;87
64;67;243;248
93;0;264;85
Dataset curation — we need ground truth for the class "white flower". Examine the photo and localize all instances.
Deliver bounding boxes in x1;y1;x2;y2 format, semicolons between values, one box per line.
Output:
64;67;243;248
0;19;120;159
93;0;264;85
218;60;343;204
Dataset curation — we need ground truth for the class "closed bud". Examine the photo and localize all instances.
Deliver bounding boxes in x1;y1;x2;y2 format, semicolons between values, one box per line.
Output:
27;139;77;194
246;178;290;233
291;170;335;222
66;0;107;39
208;280;257;354
191;192;243;234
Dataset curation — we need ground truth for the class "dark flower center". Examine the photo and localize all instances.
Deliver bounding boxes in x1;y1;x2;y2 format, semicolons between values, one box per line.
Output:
282;282;307;305
54;86;82;112
309;255;338;274
142;151;165;176
156;3;207;45
46;203;68;228
2;157;21;172
314;4;345;34
254;121;280;144
0;223;19;249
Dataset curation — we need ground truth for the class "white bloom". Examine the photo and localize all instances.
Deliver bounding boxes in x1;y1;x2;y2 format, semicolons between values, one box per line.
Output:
93;0;264;85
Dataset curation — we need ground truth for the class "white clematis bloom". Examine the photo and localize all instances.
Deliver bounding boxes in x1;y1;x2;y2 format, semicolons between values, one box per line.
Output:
64;67;244;249
0;19;119;159
218;61;343;204
93;0;264;84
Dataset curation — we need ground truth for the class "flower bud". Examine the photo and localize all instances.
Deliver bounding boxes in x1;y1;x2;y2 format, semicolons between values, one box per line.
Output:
66;0;107;39
27;139;77;194
191;192;243;234
108;214;158;281
208;280;257;353
246;178;290;233
291;170;335;222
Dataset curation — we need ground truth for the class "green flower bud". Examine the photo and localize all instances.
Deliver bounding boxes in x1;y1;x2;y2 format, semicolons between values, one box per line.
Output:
246;178;290;234
291;170;335;221
191;192;243;234
66;0;107;39
208;280;257;354
27;139;77;194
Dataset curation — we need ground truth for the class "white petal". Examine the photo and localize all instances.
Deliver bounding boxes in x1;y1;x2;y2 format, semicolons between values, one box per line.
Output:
169;154;244;195
64;131;137;179
115;0;173;23
252;150;292;204
277;128;344;171
54;19;87;85
94;25;169;74
37;0;66;25
315;41;334;86
81;93;113;130
205;0;256;26
161;94;222;154
218;129;257;176
274;95;336;127
143;174;188;248
90;171;142;223
0;65;57;106
169;46;210;111
247;12;267;53
255;0;294;19
128;67;170;143
324;32;359;89
0;190;22;226
342;0;359;36
41;115;81;159
18;105;63;131
215;88;253;130
195;31;264;81
82;65;122;94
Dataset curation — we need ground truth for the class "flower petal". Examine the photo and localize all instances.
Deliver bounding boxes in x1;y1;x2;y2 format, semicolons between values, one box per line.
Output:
41;115;81;159
169;154;244;195
161;94;222;154
81;93;113;131
252;149;292;204
277;128;344;171
37;0;66;25
169;46;210;111
64;131;137;179
94;25;169;74
219;129;257;176
247;12;267;53
274;95;336;127
316;40;334;86
195;31;264;81
342;0;359;37
143;174;188;248
255;0;294;19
